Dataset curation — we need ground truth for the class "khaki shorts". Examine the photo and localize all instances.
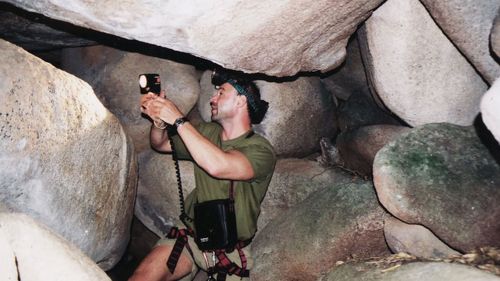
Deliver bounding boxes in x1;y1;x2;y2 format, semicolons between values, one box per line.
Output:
156;236;253;281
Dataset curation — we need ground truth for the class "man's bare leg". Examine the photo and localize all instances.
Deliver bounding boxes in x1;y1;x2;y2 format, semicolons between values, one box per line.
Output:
128;244;193;281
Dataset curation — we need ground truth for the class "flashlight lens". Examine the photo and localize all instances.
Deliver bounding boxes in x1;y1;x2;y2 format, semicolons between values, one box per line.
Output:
139;75;147;88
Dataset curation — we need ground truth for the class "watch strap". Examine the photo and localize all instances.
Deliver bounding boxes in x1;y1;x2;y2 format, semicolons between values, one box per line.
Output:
174;117;188;128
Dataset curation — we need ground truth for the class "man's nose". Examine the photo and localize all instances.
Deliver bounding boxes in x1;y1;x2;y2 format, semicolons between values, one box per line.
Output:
209;97;217;108
210;91;219;102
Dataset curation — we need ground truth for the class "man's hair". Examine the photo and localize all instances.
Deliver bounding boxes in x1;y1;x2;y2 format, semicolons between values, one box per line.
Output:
211;69;269;124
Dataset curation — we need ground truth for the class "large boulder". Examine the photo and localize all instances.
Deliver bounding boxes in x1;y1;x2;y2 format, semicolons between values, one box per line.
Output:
199;71;337;157
253;77;337;157
373;123;500;252
60;45;200;153
258;158;353;232
419;0;500;84
481;78;500;144
3;0;384;76
0;39;137;270
135;150;196;237
358;0;488;127
252;180;389;281
0;213;111;281
321;261;500;281
384;216;460;259
336;125;411;176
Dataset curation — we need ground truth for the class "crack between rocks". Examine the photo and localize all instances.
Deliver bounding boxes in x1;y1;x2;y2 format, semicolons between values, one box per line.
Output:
332;164;372;180
310;168;330;180
15;254;21;281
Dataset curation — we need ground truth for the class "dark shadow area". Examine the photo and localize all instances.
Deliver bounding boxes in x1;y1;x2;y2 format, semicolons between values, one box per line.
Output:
474;114;500;165
488;13;499;64
106;216;159;281
0;2;96;51
106;252;139;281
491;36;500;63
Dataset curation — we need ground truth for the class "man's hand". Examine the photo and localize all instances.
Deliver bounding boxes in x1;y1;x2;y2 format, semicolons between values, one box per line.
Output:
140;92;162;123
140;91;183;125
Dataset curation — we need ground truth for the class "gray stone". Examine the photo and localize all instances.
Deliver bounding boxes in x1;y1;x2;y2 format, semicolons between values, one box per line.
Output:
258;158;353;232
135;150;196;237
384;216;460;259
359;0;488;126
253;78;336;157
481;78;500;144
420;0;500;84
252;180;389;281
200;71;337;157
60;45;200;153
336;125;411;176
373;123;500;252
0;213;111;281
3;0;384;76
198;70;216;123
320;261;500;281
0;39;137;270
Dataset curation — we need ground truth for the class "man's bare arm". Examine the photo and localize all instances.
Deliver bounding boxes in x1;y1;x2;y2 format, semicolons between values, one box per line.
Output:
150;124;171;152
176;123;255;181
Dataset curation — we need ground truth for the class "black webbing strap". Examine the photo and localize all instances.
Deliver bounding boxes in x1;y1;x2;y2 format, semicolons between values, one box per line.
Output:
165;227;194;274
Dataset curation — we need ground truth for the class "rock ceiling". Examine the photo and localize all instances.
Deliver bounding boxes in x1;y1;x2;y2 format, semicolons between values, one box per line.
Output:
0;0;385;76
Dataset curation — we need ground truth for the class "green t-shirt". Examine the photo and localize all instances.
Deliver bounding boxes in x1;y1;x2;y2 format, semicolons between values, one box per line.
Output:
172;122;276;241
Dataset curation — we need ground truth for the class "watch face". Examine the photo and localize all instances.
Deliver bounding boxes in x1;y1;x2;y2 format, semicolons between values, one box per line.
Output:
175;117;187;127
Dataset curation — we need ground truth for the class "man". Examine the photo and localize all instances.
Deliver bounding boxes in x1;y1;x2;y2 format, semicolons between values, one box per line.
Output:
129;70;276;281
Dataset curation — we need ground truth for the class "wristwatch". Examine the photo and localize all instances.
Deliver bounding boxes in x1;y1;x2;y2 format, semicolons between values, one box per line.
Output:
174;117;189;128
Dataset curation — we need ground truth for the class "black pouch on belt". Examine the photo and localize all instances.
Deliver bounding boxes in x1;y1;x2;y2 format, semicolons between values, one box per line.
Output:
194;197;238;251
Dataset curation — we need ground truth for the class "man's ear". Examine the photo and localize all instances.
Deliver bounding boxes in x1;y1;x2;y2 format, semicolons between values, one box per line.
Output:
236;94;248;109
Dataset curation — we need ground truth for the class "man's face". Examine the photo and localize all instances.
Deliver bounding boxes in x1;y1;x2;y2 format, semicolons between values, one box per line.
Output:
210;82;239;122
